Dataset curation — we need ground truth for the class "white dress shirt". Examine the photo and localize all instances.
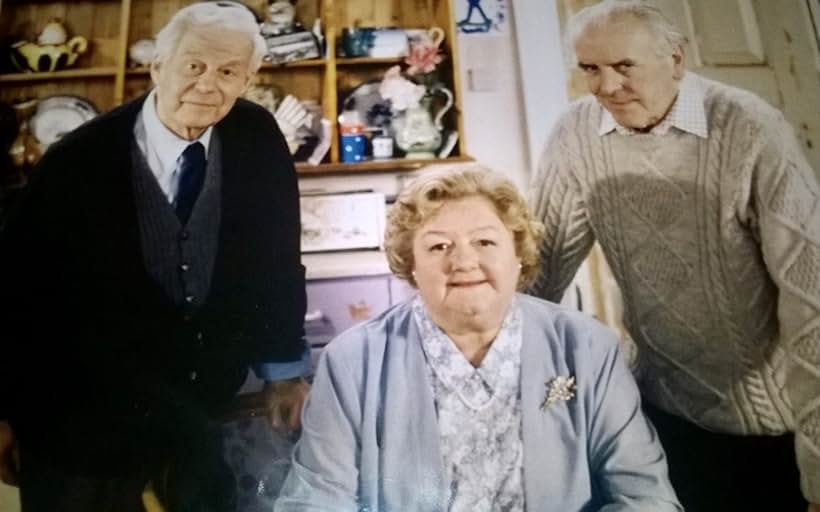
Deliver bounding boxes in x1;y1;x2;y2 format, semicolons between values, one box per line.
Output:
134;89;213;203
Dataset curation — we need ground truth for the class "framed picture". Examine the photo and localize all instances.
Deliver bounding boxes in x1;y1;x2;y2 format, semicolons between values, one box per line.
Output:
300;191;385;253
455;0;509;35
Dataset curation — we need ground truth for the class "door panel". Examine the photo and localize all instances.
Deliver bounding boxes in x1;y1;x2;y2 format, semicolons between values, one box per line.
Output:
688;0;765;64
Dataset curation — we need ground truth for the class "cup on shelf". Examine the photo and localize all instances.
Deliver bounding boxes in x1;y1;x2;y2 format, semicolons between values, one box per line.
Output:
338;110;366;163
371;131;394;159
340;133;366;162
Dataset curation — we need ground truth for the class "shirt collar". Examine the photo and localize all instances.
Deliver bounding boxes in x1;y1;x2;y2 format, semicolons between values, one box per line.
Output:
141;89;213;176
598;72;708;138
413;296;522;404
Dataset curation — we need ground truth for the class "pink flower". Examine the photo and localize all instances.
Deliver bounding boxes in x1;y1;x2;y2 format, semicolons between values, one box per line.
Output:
404;43;443;75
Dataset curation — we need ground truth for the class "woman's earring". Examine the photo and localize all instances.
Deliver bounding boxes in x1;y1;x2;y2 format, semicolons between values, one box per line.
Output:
517;263;522;270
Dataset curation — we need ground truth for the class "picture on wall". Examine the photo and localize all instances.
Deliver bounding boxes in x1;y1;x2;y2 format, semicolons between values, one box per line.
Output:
300;192;385;252
455;0;509;35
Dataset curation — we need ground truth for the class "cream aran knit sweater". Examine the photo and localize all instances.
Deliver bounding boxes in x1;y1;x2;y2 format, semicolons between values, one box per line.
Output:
530;74;820;501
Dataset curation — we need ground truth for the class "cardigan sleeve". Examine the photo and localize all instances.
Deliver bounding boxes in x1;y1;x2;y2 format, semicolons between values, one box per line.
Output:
749;110;820;503
275;340;362;511
0;141;68;419
528;112;596;303
227;101;308;368
586;323;683;511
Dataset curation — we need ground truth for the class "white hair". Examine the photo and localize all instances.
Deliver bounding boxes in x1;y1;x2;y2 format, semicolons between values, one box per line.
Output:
154;1;267;71
567;0;688;58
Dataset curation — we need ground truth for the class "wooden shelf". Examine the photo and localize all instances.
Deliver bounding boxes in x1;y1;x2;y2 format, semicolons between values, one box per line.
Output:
295;155;473;175
260;59;326;69
126;66;150;76
125;59;327;76
0;67;119;82
336;57;404;66
0;0;468;174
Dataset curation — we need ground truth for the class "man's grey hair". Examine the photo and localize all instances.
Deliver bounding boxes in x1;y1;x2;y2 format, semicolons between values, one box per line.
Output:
566;0;688;58
154;1;267;71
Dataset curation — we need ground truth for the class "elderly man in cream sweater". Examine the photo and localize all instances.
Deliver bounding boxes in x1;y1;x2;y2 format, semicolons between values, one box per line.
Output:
529;1;820;511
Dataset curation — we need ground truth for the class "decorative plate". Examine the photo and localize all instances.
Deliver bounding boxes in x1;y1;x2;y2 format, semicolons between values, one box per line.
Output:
30;95;99;145
341;80;394;133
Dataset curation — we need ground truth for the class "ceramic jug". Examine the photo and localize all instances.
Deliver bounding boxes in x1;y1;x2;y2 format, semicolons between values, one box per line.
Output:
393;85;453;159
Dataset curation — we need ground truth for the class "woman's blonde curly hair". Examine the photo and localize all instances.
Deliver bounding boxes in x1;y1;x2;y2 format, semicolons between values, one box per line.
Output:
385;165;544;290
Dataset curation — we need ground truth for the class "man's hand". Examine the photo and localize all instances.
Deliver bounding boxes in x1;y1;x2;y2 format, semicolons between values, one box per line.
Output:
809;502;820;512
0;420;20;486
263;377;310;430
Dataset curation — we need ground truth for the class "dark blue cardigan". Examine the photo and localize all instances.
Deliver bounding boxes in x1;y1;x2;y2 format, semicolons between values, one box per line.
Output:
0;96;306;473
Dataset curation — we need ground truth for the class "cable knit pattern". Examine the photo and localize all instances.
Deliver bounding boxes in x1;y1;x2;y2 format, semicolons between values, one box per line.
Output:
529;74;820;501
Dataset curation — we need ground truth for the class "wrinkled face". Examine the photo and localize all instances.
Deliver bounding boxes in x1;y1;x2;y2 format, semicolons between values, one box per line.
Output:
412;196;521;327
151;26;255;140
574;16;684;130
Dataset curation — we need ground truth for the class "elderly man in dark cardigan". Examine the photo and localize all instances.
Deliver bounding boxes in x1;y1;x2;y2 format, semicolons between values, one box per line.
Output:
0;3;309;511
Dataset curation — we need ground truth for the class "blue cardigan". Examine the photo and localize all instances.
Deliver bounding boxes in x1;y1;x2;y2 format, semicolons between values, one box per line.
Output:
276;294;681;511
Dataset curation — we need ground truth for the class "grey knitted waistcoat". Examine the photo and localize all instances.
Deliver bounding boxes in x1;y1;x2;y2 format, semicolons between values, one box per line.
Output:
130;135;222;311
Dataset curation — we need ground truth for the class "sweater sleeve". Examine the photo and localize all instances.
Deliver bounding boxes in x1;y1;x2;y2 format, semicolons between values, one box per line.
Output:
751;111;820;502
528;112;596;302
274;340;361;511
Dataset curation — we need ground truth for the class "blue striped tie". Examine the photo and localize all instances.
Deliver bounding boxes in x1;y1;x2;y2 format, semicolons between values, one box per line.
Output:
174;142;206;224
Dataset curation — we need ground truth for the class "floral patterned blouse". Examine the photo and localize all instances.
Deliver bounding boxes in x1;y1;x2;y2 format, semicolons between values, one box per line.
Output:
412;297;525;512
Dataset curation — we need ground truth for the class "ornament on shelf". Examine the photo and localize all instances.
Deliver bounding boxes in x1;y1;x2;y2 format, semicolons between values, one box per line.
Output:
10;18;88;73
128;39;156;68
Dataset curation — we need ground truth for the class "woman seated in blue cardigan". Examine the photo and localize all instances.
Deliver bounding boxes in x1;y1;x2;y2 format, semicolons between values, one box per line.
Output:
275;166;681;511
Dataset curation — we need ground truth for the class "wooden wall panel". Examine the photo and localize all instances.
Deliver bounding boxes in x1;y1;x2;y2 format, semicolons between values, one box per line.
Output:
256;68;323;105
0;77;115;111
336;64;392;96
123;73;152;101
332;0;433;29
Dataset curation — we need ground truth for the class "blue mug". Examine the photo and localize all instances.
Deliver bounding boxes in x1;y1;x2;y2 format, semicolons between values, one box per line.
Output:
341;134;367;162
340;28;373;57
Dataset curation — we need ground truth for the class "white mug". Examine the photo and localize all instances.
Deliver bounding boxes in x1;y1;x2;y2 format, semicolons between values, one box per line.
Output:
372;135;394;159
368;28;409;58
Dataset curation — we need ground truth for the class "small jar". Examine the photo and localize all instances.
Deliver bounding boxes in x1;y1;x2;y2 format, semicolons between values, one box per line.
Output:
371;131;394;159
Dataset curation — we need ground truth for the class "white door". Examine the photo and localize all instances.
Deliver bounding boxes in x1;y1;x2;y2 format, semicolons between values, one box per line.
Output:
663;0;819;172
